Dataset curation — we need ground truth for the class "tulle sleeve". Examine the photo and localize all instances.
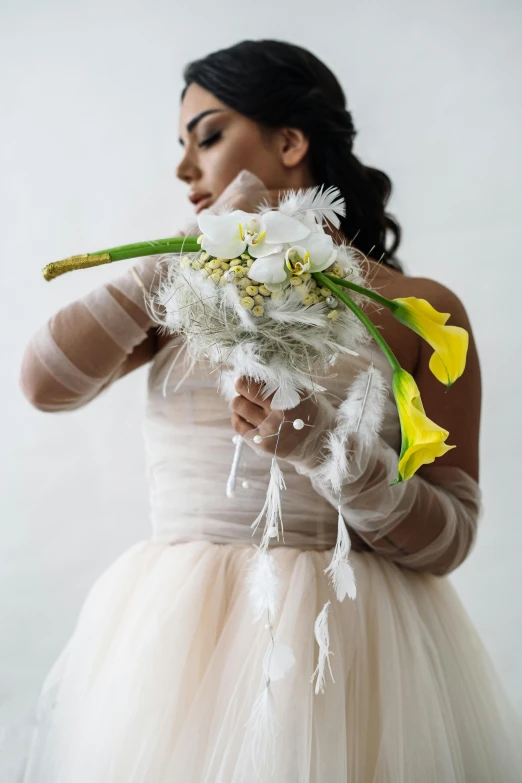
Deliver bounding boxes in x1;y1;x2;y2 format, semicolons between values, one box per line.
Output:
20;169;274;414
19;255;163;412
283;394;483;576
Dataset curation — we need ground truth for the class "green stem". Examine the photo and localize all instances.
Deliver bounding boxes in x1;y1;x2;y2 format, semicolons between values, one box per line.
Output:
314;271;402;374
42;236;201;280
97;236;201;260
323;273;398;313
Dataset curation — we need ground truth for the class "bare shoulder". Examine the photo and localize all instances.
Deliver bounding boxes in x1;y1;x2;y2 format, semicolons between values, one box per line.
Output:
367;260;466;309
396;272;471;323
363;260;474;376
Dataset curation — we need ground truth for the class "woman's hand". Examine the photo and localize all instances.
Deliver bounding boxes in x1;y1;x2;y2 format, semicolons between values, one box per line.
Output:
207;168;295;214
231;377;319;459
232;376;373;554
176;169;294;237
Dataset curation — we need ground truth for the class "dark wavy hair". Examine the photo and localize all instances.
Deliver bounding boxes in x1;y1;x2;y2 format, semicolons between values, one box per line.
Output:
181;39;404;274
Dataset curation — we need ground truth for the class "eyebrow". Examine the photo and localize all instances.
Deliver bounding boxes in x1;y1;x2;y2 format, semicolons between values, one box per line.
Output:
178;109;225;146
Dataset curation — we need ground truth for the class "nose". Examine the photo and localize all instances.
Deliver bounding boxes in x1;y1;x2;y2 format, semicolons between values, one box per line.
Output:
176;154;200;185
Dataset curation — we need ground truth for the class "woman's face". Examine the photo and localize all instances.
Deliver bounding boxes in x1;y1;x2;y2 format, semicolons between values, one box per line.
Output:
176;83;311;213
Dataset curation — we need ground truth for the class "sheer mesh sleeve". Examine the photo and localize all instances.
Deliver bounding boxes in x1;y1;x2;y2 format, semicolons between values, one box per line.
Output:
284;395;483;576
20;169;273;414
19;255;162;412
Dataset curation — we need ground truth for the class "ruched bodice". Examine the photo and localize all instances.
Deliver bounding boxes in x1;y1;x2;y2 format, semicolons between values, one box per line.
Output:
143;337;401;549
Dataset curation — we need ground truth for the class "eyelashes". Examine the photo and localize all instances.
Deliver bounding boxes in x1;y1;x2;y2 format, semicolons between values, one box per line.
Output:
198;130;222;149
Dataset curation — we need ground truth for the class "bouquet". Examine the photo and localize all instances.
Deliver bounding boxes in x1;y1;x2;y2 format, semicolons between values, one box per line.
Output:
42;181;469;775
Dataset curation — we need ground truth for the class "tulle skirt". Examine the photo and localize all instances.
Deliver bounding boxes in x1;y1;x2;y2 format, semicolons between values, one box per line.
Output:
19;539;522;782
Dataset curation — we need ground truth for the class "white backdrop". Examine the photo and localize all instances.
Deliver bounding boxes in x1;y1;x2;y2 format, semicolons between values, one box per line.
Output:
1;0;521;750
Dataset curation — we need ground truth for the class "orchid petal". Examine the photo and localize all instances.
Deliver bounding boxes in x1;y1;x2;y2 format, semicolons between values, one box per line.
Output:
197;210;250;241
248;240;285;259
249;254;288;284
200;235;246;260
310;246;337;272
300;231;336;267
261;211;311;243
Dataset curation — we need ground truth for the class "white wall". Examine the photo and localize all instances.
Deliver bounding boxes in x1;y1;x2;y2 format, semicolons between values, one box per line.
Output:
1;0;521;752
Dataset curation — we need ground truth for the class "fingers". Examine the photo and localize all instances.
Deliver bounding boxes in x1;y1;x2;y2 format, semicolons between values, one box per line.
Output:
234;377;270;407
231;412;258;438
231;394;266;427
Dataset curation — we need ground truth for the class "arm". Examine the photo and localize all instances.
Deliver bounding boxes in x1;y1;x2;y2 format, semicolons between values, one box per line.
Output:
19;255;162;412
285;396;482;576
232;282;483;576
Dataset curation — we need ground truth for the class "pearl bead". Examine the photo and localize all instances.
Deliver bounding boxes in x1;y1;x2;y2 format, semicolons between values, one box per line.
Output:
268;525;278;538
241;480;250;490
265;622;271;630
253;435;263;444
326;295;338;308
293;418;304;430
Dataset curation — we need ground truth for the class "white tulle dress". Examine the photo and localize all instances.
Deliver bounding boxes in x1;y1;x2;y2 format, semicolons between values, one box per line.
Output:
18;334;522;783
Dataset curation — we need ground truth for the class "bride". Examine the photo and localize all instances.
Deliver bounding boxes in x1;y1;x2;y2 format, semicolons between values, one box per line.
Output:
18;38;522;782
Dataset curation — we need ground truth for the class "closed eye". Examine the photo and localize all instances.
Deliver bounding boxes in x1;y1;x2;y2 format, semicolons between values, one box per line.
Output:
199;131;222;148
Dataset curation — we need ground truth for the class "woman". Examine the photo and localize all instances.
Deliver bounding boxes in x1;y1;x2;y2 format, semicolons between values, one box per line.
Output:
18;39;522;782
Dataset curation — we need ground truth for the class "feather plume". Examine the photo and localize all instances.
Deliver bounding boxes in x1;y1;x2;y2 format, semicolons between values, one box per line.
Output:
310;600;335;695
317;364;389;492
319;431;349;496
277;184;346;229
245;681;280;780
217;368;240;402
324;507;357;602
251;457;287;548
264;295;329;327
336;363;389;448
246;547;281;624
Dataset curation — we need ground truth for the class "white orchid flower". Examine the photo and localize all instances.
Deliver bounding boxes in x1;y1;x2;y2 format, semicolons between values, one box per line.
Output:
293;210;325;234
248;251;290;289
248;229;337;287
196;209;310;261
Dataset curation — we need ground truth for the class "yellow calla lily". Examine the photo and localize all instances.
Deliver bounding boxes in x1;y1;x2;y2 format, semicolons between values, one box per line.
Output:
392;297;468;388
391;369;455;485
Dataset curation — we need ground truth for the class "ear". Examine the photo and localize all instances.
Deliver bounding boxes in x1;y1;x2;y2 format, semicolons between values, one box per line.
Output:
278;127;310;169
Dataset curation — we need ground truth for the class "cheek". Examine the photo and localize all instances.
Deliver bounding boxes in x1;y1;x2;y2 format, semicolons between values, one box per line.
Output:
206;132;282;195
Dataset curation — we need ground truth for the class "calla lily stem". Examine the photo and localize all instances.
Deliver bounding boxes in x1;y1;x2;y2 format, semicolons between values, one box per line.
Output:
323;273;398;312
314;272;402;374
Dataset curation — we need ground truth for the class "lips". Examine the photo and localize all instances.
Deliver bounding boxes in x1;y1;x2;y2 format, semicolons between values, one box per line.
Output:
194;195;213;214
189;191;213;212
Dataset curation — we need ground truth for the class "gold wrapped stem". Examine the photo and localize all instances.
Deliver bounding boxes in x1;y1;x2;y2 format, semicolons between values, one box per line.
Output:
42;253;112;281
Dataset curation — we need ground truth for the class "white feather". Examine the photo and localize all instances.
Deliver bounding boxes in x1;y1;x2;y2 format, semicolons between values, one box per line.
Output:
251;457;287;549
246;547;281;624
337;364;389;447
244;681;279;778
223;283;257;331
324;507;357;602
264;293;329;327
318;364;389;492
218;368;240;402
277;184;346;229
261;376;303;411
319;432;349;496
310;600;335;695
